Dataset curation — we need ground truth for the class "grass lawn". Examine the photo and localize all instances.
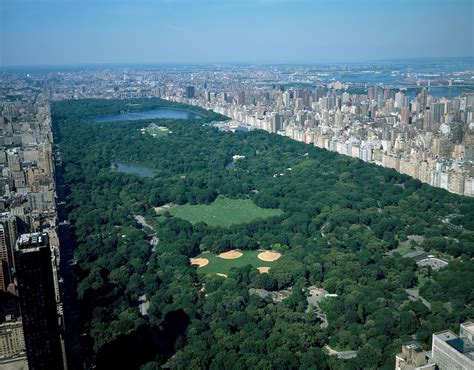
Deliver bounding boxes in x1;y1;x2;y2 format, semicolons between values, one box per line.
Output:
391;246;418;256
415;271;432;289
195;250;280;275
144;125;170;138
169;196;283;227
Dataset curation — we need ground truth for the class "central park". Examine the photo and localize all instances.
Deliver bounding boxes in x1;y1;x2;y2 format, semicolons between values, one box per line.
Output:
52;98;474;369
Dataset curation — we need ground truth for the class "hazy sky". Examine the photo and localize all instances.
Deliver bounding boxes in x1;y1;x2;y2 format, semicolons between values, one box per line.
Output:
1;0;473;66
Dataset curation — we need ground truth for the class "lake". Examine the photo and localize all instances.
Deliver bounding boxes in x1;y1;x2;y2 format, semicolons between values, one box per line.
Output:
95;108;201;123
112;162;155;178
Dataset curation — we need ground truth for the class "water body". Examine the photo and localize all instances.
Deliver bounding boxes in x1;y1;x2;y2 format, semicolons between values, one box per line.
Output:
405;86;473;100
94;108;201;123
112;162;155;178
225;161;235;170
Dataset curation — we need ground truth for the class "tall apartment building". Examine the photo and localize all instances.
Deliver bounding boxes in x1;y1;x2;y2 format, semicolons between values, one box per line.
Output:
271;113;282;133
432;322;474;370
14;232;63;370
185;86;195;99
0;215;18;292
0;317;26;359
237;91;246;106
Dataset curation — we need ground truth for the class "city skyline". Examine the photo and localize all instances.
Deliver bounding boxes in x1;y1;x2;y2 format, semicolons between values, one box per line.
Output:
1;0;473;66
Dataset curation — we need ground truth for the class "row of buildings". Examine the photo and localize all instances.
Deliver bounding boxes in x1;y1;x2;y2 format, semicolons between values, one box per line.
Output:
182;86;474;197
0;83;65;369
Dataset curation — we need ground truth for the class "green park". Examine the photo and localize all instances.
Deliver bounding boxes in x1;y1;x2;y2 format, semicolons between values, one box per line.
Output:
167;196;283;227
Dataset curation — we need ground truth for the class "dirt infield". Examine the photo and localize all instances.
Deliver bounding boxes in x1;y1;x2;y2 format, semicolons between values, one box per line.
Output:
218;250;243;259
190;258;209;267
154;203;173;214
258;251;281;262
257;267;270;273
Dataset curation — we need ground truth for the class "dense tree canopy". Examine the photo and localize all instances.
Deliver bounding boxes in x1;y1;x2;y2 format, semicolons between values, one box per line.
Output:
52;98;474;369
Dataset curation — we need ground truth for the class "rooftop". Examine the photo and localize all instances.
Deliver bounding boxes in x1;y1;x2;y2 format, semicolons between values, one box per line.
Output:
405;341;424;353
434;330;457;342
434;326;474;362
446;338;474;354
462;322;474;335
15;232;49;251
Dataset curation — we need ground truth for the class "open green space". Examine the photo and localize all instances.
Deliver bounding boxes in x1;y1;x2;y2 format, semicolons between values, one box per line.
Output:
144;124;170;138
390;245;417;256
169;196;283;227
53;98;474;369
194;250;280;275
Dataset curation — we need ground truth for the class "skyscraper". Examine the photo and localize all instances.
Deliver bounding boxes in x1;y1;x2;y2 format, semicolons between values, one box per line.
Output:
185;86;195;99
418;88;428;111
431;102;445;124
14;233;63;370
0;215;18;292
271;113;282;133
237;91;245;105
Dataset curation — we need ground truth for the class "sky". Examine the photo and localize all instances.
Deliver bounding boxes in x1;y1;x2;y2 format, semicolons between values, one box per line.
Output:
1;0;473;66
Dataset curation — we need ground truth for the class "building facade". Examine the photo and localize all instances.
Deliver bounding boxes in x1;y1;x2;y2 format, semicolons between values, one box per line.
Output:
14;233;63;370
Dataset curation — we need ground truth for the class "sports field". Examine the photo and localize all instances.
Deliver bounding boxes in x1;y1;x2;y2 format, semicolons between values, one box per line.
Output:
191;250;282;275
170;197;283;227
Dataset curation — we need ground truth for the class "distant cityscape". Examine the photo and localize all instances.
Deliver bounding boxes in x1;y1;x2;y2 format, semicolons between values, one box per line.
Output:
5;61;472;196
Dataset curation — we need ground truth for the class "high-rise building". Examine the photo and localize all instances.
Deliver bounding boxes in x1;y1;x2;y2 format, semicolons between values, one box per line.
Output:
0;216;18;292
400;108;410;126
185;86;195;99
431;102;445;124
14;233;63;370
220;92;227;103
423;109;432;131
38;144;54;175
418;88;428;111
432;322;474;369
0;317;26;360
282;91;291;107
368;86;376;101
271;113;282;133
237;91;246;105
6;150;21;173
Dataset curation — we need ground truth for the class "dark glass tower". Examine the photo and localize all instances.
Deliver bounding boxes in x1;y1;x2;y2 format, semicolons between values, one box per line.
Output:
14;233;63;370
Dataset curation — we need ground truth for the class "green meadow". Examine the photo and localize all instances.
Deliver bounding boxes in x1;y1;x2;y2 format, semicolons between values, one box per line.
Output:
170;196;283;227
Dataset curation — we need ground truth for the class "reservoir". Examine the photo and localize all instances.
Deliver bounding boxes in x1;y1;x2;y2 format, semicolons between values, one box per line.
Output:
95;108;201;123
112;162;155;178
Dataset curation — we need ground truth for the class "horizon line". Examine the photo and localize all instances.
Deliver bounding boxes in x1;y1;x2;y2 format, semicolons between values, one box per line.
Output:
1;56;474;70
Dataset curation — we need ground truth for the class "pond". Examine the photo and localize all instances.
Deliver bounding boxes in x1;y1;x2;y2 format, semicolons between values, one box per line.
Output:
95;108;201;123
112;162;155;178
225;161;235;170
